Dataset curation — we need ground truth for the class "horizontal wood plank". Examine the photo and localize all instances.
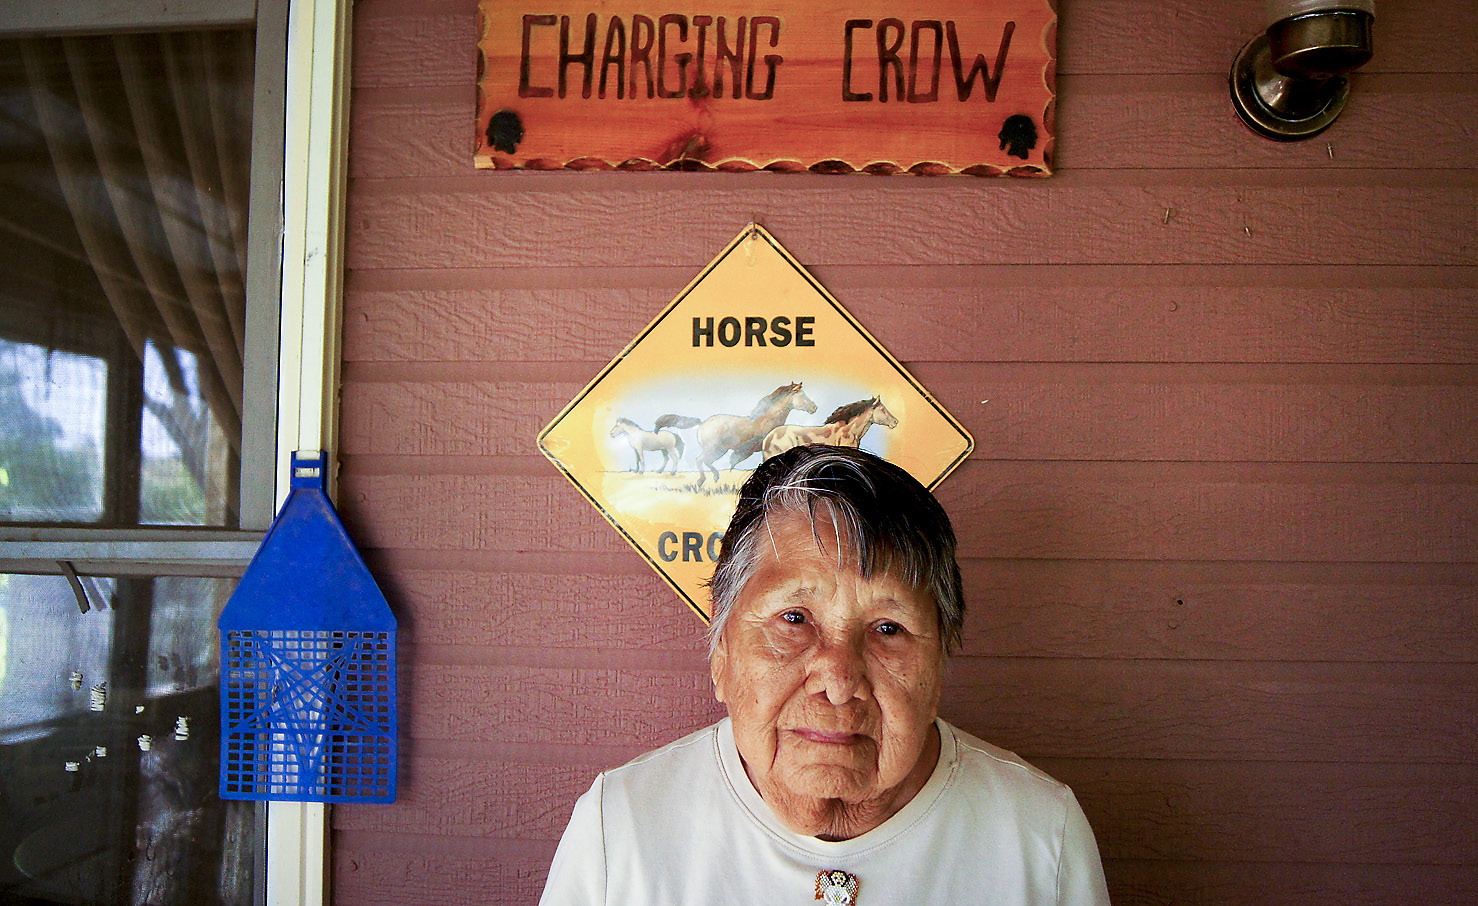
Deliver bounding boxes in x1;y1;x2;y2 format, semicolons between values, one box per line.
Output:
1053;73;1478;171
945;660;1478;763
367;558;1478;664
351;1;471;90
962;559;1478;663
405;662;726;748
923;365;1478;463
1059;0;1478;76
339;378;573;457
340;364;1478;462
330;840;1478;906
348;0;1478;88
1102;862;1478;906
334;754;1478;865
398;659;1477;763
348;74;1478;178
402;641;708;673
335;757;593;840
333;839;550;906
1050;759;1478;864
369;565;705;650
934;461;1478;563
342;267;1478;365
336;463;1478;563
345;181;1478;269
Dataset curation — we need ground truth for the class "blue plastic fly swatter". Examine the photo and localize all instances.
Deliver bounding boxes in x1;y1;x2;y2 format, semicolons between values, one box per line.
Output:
218;451;397;803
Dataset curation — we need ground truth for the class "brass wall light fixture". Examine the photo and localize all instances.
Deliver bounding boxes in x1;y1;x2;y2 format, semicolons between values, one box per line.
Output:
1230;0;1375;140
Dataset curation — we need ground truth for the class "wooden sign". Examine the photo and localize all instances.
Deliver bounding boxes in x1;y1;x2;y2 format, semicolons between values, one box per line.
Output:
538;225;973;620
476;2;1056;175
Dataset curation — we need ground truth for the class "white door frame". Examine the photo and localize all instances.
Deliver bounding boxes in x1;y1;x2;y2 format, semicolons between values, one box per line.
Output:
269;0;353;902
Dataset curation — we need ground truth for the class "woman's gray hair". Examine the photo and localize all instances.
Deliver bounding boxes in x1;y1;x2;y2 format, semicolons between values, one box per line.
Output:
706;445;965;655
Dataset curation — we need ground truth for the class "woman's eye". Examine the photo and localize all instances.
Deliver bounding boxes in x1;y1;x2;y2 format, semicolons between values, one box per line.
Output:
780;610;807;625
875;621;903;636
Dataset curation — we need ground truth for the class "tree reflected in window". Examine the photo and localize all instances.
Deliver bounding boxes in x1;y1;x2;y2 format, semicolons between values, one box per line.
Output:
0;24;264;905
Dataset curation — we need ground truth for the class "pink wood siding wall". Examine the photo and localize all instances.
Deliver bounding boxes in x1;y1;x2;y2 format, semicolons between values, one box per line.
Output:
335;0;1478;902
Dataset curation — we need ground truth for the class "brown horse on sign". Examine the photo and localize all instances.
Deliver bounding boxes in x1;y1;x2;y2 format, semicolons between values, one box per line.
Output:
679;382;817;486
762;397;898;460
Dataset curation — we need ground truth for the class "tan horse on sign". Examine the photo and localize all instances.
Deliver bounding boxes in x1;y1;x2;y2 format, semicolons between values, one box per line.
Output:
762;397;898;460
688;382;818;486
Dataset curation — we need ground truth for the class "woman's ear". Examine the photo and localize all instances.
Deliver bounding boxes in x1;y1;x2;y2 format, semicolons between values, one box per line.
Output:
709;638;729;705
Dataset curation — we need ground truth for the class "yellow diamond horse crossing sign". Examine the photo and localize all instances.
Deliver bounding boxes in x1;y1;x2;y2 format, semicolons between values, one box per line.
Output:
538;225;973;621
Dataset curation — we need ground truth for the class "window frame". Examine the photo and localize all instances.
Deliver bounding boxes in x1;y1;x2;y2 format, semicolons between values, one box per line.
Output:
0;0;286;543
0;0;351;904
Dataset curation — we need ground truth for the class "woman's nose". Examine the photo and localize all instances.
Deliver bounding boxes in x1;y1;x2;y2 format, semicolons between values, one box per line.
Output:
804;635;867;705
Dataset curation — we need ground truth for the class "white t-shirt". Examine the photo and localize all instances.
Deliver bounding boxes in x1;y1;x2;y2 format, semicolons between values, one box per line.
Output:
539;718;1110;905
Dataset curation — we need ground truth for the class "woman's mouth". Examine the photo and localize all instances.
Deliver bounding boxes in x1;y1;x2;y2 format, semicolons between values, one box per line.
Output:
792;728;865;746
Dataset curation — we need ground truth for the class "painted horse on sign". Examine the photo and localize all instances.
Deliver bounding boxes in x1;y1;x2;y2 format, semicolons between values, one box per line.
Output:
762;396;898;459
683;382;817;486
610;418;684;474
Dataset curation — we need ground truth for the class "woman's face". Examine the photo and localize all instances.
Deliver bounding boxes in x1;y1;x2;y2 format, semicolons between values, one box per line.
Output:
710;510;946;838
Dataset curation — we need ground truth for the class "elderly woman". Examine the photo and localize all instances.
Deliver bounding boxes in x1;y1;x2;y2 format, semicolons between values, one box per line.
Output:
539;445;1109;905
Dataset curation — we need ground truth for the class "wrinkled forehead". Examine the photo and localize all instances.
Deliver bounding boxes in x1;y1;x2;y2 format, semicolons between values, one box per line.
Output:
755;500;856;564
751;504;926;599
731;509;942;641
